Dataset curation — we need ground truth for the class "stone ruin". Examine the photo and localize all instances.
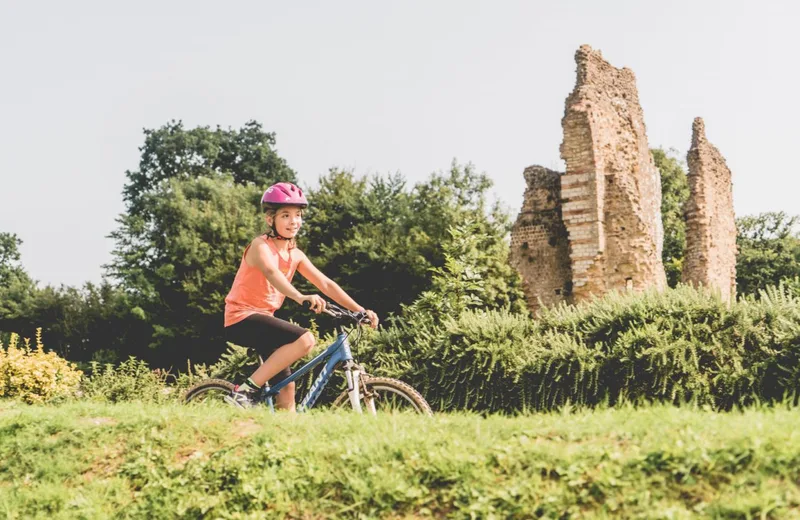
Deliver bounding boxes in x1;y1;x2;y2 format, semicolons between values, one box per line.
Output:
682;118;737;301
511;45;667;312
509;166;571;311
511;46;737;312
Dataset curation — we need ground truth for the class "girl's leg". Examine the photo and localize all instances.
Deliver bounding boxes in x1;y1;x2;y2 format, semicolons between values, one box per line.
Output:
249;332;315;387
275;383;296;412
225;315;312;410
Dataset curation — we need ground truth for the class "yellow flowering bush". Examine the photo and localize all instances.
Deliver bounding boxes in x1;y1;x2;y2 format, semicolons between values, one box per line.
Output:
0;328;82;404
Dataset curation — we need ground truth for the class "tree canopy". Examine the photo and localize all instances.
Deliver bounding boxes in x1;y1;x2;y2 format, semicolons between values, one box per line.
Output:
736;212;800;296
301;163;525;319
123;120;296;217
15;122;795;369
0;233;29;289
105;121;298;364
98;120;524;366
653;148;689;288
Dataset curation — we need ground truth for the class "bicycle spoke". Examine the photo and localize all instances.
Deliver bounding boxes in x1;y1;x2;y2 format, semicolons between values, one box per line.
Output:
184;379;238;407
367;386;420;413
332;376;432;415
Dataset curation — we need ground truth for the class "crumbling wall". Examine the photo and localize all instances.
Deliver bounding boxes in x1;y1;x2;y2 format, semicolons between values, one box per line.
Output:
510;166;572;312
682;118;737;301
559;45;666;302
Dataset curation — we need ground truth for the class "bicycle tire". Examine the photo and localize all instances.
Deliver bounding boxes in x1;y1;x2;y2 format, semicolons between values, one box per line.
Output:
332;376;433;416
184;378;236;405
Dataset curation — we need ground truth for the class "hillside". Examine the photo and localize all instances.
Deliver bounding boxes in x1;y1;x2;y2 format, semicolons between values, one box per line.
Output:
2;401;799;518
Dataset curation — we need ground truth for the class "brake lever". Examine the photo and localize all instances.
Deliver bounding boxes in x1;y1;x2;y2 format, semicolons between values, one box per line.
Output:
319;301;368;325
354;311;371;325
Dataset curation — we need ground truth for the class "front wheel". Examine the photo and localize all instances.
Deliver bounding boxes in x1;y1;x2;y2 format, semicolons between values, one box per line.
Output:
332;376;433;416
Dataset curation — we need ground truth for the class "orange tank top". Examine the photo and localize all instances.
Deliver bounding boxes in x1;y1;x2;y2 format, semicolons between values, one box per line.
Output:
224;236;302;327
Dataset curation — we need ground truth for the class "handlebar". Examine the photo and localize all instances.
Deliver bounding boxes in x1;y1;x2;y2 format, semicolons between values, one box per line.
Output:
302;299;371;325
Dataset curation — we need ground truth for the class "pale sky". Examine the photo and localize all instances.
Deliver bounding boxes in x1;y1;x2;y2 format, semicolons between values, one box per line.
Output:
1;0;798;287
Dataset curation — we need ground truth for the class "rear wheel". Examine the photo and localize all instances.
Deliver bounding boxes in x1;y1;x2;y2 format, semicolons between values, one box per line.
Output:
332;376;432;416
184;378;238;406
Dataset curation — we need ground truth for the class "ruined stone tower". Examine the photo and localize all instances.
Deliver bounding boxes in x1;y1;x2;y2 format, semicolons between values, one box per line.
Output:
682;118;737;301
510;45;667;312
509;166;571;311
559;45;666;302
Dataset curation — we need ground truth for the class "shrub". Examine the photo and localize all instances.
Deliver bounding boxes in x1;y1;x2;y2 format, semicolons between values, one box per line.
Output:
81;357;173;403
80;317;343;403
0;328;82;404
180;325;351;404
364;285;800;413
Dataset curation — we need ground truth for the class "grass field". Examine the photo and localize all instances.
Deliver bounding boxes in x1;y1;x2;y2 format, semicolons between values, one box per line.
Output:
1;401;800;519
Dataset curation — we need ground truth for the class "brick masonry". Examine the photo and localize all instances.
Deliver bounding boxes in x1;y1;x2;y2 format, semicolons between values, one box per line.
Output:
682;117;737;301
559;45;666;302
509;166;572;312
511;45;667;312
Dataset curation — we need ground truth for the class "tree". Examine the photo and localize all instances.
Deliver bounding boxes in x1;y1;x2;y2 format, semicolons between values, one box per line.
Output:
111;120;296;294
736;212;800;295
652;148;690;287
0;233;147;363
0;232;36;342
110;175;265;365
2;282;151;364
107;121;297;365
407;223;496;318
300;162;526;319
0;232;30;288
105;120;525;366
123;120;296;217
298;170;422;318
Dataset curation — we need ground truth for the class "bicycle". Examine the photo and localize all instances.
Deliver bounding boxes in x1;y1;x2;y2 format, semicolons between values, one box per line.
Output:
184;301;432;415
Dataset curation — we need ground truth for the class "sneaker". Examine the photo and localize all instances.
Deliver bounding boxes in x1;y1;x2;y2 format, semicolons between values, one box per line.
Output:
224;385;257;408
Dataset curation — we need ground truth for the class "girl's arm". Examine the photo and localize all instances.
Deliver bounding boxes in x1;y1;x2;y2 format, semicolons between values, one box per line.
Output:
247;240;325;313
296;252;361;311
296;252;379;328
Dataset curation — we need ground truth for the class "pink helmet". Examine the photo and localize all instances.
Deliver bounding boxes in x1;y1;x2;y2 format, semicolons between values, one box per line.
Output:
261;182;308;212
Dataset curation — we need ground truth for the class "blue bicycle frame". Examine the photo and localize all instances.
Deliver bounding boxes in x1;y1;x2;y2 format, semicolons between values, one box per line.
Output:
257;329;363;412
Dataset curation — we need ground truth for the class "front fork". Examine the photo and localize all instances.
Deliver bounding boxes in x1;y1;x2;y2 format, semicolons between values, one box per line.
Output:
344;362;376;415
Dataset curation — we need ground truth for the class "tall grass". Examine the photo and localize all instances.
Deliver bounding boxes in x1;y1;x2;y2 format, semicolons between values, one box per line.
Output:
1;401;799;518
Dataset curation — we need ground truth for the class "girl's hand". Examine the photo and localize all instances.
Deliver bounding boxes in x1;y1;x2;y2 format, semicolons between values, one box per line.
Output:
365;309;379;329
300;294;326;313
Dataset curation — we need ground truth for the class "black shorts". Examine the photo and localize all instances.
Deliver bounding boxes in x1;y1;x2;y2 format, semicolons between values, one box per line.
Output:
225;313;308;386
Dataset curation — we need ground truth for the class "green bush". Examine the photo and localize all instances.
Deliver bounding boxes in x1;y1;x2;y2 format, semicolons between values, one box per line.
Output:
364;284;800;412
81;357;174;403
0;329;82;404
79;327;348;404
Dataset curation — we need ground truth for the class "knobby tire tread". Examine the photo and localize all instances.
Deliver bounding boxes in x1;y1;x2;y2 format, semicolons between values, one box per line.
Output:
333;376;433;416
184;378;235;404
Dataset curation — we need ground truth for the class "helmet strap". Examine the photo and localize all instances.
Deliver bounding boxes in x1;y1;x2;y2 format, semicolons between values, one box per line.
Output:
271;224;291;240
265;208;300;241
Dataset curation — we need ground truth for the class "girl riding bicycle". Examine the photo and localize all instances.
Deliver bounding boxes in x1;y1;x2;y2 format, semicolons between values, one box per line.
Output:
223;182;379;410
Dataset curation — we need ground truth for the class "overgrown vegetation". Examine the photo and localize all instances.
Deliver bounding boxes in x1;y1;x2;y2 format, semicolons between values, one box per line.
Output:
361;227;800;412
0;122;524;368
80;357;176;403
2;401;800;518
737;212;800;295
2;121;798;375
0;328;82;404
5;250;800;415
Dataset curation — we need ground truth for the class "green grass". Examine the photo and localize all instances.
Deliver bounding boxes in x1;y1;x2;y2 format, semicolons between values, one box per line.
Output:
1;401;800;519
